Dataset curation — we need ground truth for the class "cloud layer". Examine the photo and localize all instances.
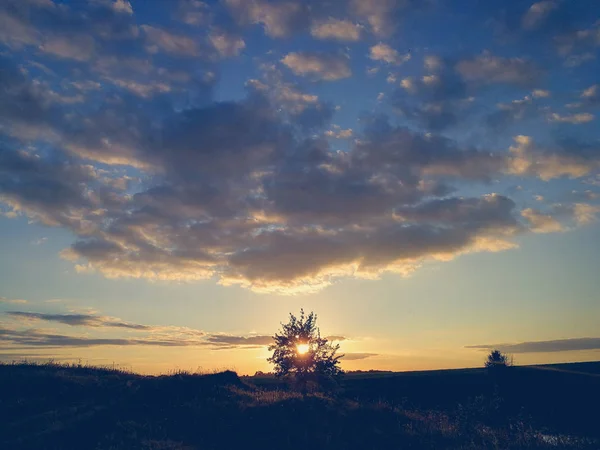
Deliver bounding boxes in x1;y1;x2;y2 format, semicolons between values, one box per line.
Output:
0;0;599;295
2;310;273;350
466;338;600;353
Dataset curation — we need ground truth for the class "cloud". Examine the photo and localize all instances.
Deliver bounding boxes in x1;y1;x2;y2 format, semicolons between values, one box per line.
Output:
486;95;539;130
508;136;600;180
111;0;133;15
549;112;594;124
1;1;599;296
173;0;211;26
325;126;353;139
456;52;540;87
325;335;347;342
209;30;245;57
6;311;154;330
521;208;564;233
141;25;198;56
40;35;96;61
522;1;558;30
0;297;28;305
580;84;600;106
247;65;335;131
311;18;361;41
342;352;379;360
0;326;272;349
1;310;274;350
392;59;471;131
369;43;410;65
351;0;406;37
532;89;550;98
281;52;351;81
555;22;600;57
225;0;310;38
0;327;202;348
564;53;596;67
204;334;273;347
466;337;600;353
568;203;600;226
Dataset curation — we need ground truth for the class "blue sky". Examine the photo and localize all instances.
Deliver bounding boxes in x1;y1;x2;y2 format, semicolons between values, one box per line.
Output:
0;0;599;374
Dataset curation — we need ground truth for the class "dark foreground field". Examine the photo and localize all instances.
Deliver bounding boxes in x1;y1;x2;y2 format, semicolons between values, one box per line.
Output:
1;362;599;450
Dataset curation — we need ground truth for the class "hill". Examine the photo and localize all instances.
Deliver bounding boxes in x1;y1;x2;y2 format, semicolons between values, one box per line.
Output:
1;361;599;450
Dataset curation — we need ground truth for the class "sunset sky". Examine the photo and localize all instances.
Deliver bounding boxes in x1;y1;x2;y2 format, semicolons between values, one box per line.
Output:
1;0;599;375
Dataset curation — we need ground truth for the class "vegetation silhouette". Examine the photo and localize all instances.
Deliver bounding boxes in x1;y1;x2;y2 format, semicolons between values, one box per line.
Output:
1;360;600;449
268;309;343;391
485;349;513;369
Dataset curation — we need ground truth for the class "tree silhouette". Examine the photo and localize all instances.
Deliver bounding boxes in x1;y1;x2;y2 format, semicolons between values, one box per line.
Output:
268;309;343;385
484;349;513;369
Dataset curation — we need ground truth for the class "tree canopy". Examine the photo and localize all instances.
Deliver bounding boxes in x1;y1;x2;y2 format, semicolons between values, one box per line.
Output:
485;349;513;369
267;309;343;381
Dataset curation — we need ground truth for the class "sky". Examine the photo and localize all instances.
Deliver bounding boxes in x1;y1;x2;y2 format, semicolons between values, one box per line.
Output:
1;0;599;375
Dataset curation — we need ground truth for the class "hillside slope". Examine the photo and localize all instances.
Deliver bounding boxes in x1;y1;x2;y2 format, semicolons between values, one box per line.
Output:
1;362;598;450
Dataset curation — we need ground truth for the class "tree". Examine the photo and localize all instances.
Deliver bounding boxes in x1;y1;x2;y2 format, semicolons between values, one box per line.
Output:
267;309;343;386
484;349;513;369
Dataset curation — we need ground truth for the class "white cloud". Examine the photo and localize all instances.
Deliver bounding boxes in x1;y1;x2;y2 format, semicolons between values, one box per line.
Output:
209;31;245;57
521;208;563;233
141;25;198;56
325;126;353;139
369;43;410;65
352;0;401;37
456;52;539;86
549;112;594;124
110;0;133;14
40;36;95;61
508;135;600;180
522;0;558;30
572;203;600;225
581;84;598;99
0;297;28;305
281;52;351;81
532;89;550;98
311;18;361;41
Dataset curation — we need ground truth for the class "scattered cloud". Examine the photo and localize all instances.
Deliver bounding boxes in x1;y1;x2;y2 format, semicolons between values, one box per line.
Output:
532;89;550;98
521;208;564;233
311;18;361;41
6;311;155;330
325;126;353;139
522;1;558;30
40;35;96;61
0;297;28;305
282;52;352;81
174;0;211;26
1;310;273;350
209;30;245;58
351;0;406;37
508;136;600;180
549;112;594;124
466;337;600;353
456;52;540;87
141;25;199;56
342;352;379;361
369;43;410;65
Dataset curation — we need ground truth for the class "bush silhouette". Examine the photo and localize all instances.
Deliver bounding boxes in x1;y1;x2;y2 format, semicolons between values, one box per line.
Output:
268;309;343;389
484;349;513;369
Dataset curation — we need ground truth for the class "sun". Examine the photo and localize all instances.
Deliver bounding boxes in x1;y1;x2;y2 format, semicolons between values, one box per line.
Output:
296;343;309;355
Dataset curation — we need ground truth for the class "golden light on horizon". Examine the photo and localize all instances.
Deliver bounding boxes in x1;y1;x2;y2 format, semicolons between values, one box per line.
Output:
296;343;309;355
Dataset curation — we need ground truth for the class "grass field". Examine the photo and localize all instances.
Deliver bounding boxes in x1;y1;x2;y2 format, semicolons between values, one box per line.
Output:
1;361;599;449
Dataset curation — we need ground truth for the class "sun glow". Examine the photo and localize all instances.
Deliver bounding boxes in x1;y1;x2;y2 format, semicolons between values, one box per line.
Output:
296;343;309;355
